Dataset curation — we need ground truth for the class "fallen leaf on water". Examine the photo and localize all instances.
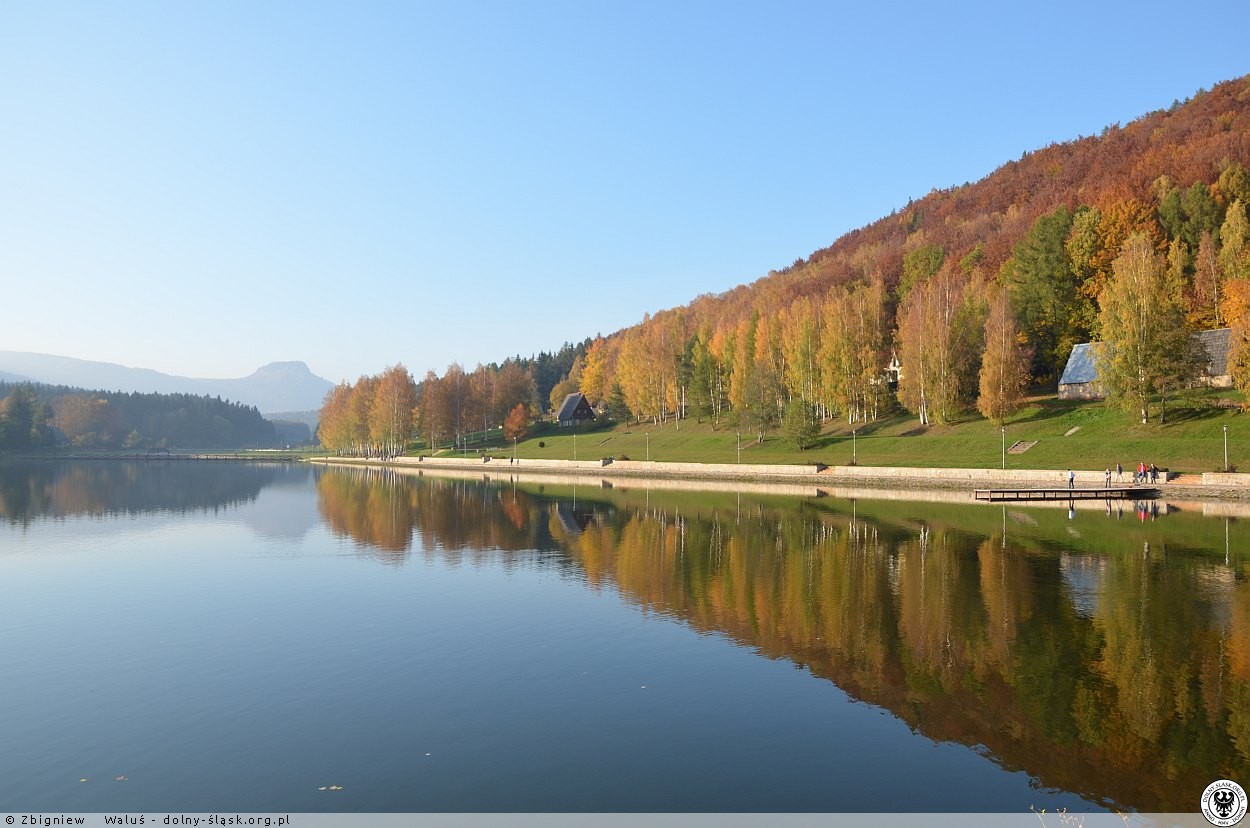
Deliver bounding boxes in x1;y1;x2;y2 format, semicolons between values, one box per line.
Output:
114;776;128;782
79;779;88;783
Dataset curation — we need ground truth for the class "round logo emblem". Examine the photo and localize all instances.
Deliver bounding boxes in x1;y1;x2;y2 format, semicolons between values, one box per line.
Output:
1203;779;1248;826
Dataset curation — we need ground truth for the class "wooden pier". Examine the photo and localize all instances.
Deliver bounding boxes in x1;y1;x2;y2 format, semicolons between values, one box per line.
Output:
974;486;1158;502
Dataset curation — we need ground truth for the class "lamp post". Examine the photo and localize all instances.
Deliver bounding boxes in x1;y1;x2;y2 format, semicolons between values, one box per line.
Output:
1224;425;1229;472
513;436;517;462
573;432;577;462
1001;426;1006;470
736;432;741;464
852;429;857;465
646;432;650;462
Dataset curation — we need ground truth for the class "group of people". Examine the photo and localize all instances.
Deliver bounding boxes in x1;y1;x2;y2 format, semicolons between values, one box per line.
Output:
1101;461;1161;486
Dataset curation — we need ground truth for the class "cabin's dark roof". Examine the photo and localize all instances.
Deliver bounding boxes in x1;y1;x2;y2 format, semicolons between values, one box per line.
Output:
555;502;594;534
1059;327;1233;388
1059;343;1099;386
1195;327;1231;377
556;392;593;422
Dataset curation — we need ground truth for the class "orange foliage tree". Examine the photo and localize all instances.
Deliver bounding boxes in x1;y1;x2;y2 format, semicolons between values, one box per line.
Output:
503;403;529;443
976;287;1030;425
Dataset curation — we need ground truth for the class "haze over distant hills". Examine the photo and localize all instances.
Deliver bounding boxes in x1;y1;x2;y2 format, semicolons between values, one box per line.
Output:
0;352;333;414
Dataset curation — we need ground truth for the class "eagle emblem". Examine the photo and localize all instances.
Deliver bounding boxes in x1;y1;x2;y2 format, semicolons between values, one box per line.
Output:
1214;788;1237;819
1202;780;1247;826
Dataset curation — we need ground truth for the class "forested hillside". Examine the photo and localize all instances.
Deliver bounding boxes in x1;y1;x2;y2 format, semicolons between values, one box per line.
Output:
0;382;278;451
330;76;1250;448
572;76;1250;426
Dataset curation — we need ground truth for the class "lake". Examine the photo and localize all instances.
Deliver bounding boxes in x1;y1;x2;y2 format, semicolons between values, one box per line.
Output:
1;459;1247;813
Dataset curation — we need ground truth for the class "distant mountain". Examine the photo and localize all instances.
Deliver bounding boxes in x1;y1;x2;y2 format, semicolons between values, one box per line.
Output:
215;362;336;415
0;352;334;414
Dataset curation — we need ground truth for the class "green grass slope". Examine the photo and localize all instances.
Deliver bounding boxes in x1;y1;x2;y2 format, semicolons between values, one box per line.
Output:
493;391;1246;474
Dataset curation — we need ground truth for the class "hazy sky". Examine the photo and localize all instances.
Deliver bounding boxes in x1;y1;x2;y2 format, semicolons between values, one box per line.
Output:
3;2;1247;384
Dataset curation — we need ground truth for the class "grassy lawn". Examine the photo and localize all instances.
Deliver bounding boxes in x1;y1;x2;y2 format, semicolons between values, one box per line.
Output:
490;390;1249;474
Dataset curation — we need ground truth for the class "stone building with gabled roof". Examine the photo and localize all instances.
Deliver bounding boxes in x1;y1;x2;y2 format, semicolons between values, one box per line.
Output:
1057;328;1233;400
1058;343;1102;400
1193;328;1233;387
555;392;595;427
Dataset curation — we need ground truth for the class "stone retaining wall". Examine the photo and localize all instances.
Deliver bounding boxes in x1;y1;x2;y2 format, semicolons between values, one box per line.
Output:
368;455;826;480
610;460;823;478
377;464;822;498
314;455;1170;486
1202;472;1250;485
311;456;1222;496
393;456;610;472
826;465;1162;486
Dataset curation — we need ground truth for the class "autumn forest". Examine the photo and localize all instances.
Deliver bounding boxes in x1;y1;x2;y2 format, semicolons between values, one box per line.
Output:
320;76;1250;455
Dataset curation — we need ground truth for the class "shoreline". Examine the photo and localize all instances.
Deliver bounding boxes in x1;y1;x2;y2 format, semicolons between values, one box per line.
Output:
308;454;1250;502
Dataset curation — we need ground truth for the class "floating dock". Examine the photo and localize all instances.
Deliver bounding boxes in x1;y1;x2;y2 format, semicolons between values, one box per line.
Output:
974;486;1158;502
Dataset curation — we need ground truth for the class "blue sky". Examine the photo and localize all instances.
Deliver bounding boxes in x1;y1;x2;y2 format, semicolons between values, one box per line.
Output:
2;2;1247;384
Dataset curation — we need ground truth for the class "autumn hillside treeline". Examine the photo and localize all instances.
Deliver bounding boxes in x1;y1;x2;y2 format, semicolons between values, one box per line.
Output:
316;339;601;454
326;77;1250;445
568;76;1250;431
317;360;546;456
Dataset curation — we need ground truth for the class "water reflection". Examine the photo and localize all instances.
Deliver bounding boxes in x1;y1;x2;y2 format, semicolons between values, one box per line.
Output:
5;459;1246;811
0;459;302;524
315;467;1250;812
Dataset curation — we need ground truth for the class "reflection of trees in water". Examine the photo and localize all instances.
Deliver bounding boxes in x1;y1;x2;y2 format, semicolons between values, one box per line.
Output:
0;460;287;524
315;468;588;566
591;508;1250;812
316;467;418;556
315;468;1249;811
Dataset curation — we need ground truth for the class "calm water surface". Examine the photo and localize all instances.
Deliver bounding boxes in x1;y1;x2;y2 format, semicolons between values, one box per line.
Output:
1;460;1247;812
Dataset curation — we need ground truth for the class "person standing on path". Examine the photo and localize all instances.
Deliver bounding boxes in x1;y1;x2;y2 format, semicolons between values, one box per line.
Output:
1068;469;1075;490
1116;462;1123;482
1105;468;1112;488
